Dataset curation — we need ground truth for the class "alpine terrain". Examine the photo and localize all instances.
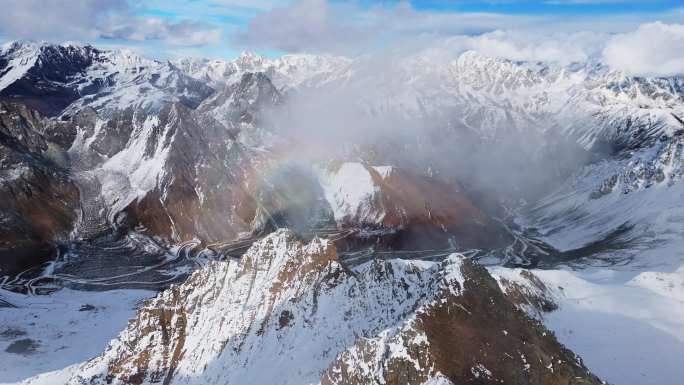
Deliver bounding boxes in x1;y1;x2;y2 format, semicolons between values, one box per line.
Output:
0;36;682;385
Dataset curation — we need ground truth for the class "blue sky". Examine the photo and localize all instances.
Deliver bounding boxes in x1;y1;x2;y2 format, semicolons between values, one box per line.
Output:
0;0;682;59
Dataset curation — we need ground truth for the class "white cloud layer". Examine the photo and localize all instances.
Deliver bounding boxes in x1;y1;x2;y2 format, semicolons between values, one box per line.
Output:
602;22;684;77
448;23;684;76
445;30;608;65
232;0;543;54
234;0;684;77
233;0;368;53
0;0;220;46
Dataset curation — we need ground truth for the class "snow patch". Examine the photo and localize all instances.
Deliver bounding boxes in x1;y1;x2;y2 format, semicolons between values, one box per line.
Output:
490;265;684;385
318;162;385;224
0;288;153;383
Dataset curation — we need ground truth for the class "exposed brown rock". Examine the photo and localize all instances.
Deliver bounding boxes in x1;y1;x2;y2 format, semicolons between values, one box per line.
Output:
106;286;187;385
499;270;559;315
368;165;512;249
322;258;602;385
0;102;79;275
117;104;262;244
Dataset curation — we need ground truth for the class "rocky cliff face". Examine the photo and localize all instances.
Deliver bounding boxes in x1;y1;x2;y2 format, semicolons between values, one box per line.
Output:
42;230;600;385
0;102;79;276
317;162;511;250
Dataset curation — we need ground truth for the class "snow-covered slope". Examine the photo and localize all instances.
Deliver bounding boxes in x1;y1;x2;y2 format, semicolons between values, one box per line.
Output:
174;52;350;91
516;127;684;270
0;41;213;117
0;42;40;92
0;288;152;383
492;264;684;385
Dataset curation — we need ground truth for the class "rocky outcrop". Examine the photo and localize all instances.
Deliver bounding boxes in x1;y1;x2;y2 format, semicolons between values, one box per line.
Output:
111;104;260;243
0;102;79;276
45;230;601;385
319;162;512;250
49;71;283;245
322;261;597;385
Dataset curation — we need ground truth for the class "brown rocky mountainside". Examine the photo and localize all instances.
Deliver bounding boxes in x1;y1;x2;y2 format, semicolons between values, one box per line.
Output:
0;102;79;276
0;85;514;283
49;230;601;385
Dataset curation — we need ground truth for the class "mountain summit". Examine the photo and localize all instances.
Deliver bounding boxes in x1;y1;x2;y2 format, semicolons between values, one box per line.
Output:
25;230;601;385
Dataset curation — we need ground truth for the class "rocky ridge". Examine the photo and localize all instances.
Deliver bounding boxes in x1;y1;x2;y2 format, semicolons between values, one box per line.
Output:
22;230;601;385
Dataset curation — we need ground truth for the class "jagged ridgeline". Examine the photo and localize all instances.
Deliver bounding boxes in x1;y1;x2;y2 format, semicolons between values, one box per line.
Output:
29;230;601;385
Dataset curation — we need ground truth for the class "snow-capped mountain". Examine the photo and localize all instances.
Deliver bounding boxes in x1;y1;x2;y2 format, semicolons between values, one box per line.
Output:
0;41;213;116
1;41;683;269
174;52;351;91
1;40;683;270
17;230;601;385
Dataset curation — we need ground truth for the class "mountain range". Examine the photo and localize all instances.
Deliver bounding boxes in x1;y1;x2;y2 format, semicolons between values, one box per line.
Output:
1;40;683;385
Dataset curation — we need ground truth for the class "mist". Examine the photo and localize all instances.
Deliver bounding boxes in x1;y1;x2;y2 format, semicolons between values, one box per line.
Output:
258;46;594;216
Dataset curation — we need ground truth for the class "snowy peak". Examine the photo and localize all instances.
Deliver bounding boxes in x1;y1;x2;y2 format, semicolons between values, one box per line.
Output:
452;50;548;90
0;41;40;91
234;51;269;70
0;41;213;116
322;256;599;385
174;51;350;90
236;229;338;291
39;230;602;385
0;40;108;88
199;71;281;127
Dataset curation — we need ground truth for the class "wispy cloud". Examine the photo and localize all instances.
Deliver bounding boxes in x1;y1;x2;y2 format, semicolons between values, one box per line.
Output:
0;0;220;47
232;0;545;54
230;0;681;56
603;21;684;76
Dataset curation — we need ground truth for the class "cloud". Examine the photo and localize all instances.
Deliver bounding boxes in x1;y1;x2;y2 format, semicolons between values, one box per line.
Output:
232;0;550;54
0;0;220;46
232;0;684;79
232;0;608;65
444;30;608;64
1;0;681;68
232;0;371;53
103;18;222;46
602;22;684;77
231;0;681;57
